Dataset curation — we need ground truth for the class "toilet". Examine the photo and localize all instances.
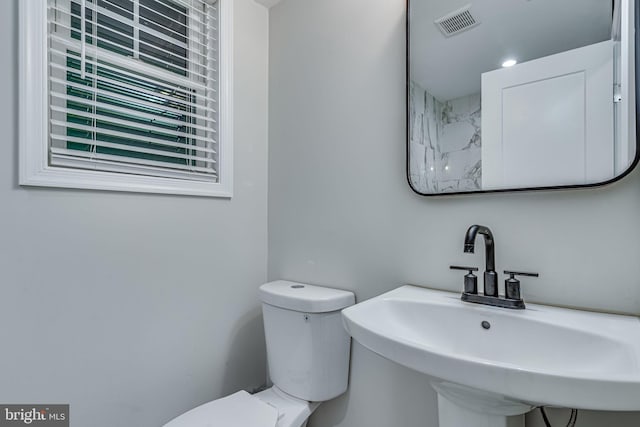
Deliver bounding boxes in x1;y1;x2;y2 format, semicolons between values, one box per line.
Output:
164;280;355;427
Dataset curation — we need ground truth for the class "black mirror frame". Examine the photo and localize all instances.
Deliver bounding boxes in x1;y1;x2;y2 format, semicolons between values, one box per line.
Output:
406;0;640;196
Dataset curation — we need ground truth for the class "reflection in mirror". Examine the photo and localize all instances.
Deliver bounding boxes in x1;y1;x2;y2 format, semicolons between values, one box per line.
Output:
408;0;637;195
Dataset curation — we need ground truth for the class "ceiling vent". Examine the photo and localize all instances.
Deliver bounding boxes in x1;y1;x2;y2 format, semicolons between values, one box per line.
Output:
434;5;479;37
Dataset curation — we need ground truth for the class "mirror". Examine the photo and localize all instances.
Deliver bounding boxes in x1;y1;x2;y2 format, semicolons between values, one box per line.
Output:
407;0;639;195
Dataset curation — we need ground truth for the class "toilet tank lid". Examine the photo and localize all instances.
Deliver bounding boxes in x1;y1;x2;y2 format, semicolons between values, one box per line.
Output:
259;281;355;313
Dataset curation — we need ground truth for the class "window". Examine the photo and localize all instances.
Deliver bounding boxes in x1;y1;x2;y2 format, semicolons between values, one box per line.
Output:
19;0;233;197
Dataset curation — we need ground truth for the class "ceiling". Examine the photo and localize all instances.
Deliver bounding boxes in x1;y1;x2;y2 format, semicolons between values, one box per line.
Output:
410;0;612;101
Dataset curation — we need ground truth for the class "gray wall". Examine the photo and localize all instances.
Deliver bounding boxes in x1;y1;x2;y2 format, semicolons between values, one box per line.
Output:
0;1;269;426
267;0;640;426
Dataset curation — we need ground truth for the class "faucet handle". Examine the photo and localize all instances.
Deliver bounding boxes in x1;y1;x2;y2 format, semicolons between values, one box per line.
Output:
450;265;479;294
503;271;538;301
450;265;479;272
504;270;539;278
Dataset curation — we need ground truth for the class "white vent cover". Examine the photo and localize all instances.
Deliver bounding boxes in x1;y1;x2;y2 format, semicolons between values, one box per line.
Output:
434;5;479;37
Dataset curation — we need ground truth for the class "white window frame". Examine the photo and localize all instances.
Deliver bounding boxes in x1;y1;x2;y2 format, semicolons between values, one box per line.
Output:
19;0;234;198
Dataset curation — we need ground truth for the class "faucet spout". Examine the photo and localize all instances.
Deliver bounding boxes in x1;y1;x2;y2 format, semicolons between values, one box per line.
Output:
464;225;497;296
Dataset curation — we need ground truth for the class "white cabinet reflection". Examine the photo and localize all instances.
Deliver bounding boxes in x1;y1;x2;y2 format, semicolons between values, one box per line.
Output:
408;0;637;194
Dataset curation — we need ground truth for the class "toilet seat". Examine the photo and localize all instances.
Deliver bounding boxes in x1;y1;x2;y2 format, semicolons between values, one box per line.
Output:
163;390;278;427
162;386;319;427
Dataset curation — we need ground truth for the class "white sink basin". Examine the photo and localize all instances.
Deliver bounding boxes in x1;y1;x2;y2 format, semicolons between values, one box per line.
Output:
342;285;640;417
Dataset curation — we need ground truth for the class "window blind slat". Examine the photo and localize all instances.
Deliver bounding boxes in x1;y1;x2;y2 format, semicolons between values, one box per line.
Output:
51;134;217;163
51;1;217;44
51;148;217;176
49;34;212;91
137;0;212;20
51;56;215;102
49;75;217;126
104;0;213;21
49;64;219;121
50;148;217;175
51;154;218;182
51;92;216;134
49;46;215;102
48;15;212;67
48;35;216;85
50;119;216;152
49;29;214;80
50;113;217;155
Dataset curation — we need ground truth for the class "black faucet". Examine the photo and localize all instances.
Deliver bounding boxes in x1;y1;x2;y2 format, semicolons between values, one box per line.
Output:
463;225;498;297
451;225;538;309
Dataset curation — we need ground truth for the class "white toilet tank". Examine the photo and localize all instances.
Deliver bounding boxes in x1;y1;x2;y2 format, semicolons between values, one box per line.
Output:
258;281;355;402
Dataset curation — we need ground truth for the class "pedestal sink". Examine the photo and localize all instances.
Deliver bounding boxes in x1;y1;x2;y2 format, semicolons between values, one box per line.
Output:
341;285;640;427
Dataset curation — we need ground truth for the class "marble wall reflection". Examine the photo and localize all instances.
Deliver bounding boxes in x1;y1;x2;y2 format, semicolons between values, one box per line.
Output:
409;82;482;193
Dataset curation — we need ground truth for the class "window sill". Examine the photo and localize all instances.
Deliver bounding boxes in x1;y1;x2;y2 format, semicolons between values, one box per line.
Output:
20;164;233;198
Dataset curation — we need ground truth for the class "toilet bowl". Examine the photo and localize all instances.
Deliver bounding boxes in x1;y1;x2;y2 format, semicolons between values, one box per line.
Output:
163;281;355;427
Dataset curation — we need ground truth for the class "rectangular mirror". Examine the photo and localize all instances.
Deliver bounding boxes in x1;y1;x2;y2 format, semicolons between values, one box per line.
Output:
407;0;639;195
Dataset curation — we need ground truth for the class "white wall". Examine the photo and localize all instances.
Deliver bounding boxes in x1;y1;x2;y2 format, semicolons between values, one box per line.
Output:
0;1;269;426
267;0;640;426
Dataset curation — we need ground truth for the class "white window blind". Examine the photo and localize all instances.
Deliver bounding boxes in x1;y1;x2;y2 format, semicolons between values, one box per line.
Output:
47;0;220;183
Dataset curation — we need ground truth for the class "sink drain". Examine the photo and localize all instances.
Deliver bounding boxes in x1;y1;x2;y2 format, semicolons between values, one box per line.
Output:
481;321;491;330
